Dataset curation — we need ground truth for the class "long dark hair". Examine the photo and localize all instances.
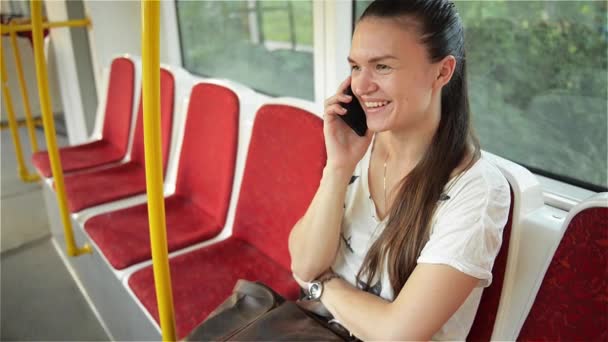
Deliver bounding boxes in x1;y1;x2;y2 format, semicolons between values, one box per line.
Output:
356;0;481;296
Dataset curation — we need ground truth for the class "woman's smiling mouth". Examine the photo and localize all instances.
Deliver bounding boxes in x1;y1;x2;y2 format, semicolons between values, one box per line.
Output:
363;100;392;113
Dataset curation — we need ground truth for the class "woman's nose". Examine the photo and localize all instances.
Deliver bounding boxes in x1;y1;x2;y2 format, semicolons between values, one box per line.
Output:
352;71;378;96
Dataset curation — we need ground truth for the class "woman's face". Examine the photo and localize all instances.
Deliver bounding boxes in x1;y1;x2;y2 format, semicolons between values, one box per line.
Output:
349;17;440;133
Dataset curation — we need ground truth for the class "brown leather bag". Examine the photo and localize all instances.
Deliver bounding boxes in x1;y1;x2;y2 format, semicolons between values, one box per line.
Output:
185;280;358;341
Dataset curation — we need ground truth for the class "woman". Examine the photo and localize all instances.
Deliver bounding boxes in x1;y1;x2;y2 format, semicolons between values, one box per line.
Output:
288;0;511;340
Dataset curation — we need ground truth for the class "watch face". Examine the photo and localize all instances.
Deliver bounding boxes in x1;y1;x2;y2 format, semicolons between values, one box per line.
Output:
309;282;322;300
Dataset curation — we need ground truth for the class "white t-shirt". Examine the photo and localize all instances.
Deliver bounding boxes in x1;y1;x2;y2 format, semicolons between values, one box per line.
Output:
331;142;511;341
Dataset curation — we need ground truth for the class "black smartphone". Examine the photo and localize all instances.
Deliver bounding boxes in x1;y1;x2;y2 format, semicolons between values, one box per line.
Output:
338;86;367;137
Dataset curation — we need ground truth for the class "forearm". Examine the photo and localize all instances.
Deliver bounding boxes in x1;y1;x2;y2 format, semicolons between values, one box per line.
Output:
321;278;401;341
321;264;477;341
288;167;352;281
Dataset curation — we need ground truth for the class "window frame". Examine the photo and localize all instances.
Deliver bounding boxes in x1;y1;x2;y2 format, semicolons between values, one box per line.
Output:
174;0;319;101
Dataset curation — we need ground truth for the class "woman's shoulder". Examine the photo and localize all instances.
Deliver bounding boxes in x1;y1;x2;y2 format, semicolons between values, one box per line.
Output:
434;156;511;227
447;156;510;201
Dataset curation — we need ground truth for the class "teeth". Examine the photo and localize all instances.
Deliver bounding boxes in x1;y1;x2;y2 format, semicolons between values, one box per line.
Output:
364;101;389;108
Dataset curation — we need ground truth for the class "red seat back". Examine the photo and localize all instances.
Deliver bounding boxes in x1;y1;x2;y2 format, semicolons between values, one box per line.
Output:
232;104;326;271
517;207;608;341
102;57;135;155
174;83;239;228
468;190;514;341
129;68;175;171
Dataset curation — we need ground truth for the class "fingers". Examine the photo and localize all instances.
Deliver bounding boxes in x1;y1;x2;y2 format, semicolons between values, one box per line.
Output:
324;93;352;107
325;103;347;117
323;76;353;119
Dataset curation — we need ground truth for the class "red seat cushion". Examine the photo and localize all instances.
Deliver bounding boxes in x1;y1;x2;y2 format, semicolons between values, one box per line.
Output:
63;162;146;212
468;190;514;341
85;195;222;269
61;68;175;213
32;140;124;178
32;57;135;177
128;238;301;340
517;207;608;341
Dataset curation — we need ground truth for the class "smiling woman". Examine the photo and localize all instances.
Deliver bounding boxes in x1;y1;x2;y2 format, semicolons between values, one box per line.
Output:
355;0;608;191
2;0;606;340
288;0;511;340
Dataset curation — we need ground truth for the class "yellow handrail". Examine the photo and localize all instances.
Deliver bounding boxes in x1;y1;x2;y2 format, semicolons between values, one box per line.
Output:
0;117;42;130
0;18;91;34
0;47;40;182
8;20;40;153
141;1;176;341
30;0;91;257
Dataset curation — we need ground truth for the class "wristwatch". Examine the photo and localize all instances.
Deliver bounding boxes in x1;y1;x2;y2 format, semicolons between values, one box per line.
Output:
307;273;341;301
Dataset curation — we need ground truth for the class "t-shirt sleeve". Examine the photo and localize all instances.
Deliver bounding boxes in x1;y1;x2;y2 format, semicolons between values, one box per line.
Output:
416;174;511;288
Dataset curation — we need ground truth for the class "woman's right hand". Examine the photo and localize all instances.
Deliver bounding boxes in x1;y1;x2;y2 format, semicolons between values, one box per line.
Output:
323;77;373;173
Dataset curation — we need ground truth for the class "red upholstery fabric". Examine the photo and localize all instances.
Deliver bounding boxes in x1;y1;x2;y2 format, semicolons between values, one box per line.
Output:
174;83;239;225
64;162;146;212
518;207;608;341
84;83;239;269
32;57;135;177
232;105;326;271
128;104;326;339
128;69;175;167
85;195;221;269
62;68;175;212
468;190;514;341
32;140;124;178
128;238;301;339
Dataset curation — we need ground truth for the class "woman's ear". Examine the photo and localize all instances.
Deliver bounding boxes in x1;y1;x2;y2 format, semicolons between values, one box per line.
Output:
433;55;456;90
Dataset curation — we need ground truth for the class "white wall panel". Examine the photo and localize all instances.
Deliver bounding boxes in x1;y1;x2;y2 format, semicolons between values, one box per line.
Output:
84;0;181;102
44;0;88;143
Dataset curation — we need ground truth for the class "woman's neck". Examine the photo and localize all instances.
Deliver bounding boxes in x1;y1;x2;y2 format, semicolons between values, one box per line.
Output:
378;107;440;172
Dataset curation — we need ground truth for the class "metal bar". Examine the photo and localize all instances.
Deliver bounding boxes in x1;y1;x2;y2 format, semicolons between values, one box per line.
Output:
255;0;265;44
0;117;43;130
141;1;177;340
0;18;91;34
287;1;296;50
0;47;40;183
8;20;40;153
30;0;91;257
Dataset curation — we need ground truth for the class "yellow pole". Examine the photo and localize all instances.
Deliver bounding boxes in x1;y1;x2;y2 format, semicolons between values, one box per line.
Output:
0;18;91;34
142;1;176;340
9;20;40;153
30;0;91;257
0;48;40;182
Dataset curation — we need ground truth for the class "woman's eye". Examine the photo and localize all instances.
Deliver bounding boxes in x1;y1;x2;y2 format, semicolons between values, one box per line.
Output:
376;64;392;72
350;65;360;72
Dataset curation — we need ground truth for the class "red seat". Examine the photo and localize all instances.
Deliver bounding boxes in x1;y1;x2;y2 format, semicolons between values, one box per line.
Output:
32;57;135;177
84;83;239;269
468;190;514;341
517;206;608;341
128;104;326;339
61;68;175;213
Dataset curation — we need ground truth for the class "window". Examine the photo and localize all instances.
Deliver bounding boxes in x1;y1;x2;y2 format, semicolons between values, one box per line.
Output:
354;1;607;190
176;0;314;100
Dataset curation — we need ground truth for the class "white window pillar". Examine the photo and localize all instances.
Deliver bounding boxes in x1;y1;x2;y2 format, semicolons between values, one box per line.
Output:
313;0;353;106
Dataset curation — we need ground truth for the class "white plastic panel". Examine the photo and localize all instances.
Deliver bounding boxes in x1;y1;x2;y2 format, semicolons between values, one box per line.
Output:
481;151;546;341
